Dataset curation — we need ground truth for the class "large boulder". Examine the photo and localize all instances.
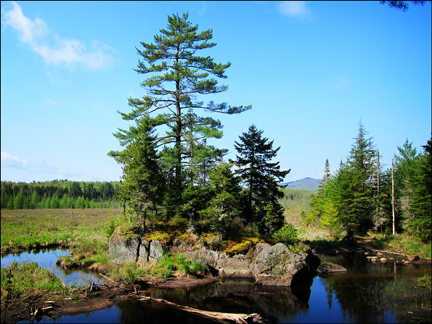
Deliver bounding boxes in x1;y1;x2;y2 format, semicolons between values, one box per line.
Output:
316;262;347;274
109;227;140;264
181;242;321;286
109;228;321;287
149;240;164;263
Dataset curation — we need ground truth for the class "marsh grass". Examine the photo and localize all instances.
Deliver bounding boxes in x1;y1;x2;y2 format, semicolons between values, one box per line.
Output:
1;208;122;253
1;262;68;302
367;233;431;259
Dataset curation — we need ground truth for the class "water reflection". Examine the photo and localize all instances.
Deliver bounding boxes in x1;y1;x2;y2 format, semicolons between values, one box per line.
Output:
8;250;432;323
1;248;104;287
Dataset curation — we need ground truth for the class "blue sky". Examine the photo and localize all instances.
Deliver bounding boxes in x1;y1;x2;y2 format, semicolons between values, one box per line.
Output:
1;1;431;183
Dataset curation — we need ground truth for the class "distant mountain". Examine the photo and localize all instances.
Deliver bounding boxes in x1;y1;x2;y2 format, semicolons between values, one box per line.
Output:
281;177;321;191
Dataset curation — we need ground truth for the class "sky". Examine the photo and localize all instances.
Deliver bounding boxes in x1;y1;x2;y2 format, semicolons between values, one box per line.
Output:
1;1;431;183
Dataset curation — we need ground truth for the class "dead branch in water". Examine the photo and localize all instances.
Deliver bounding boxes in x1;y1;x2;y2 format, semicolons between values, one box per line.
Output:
139;296;266;324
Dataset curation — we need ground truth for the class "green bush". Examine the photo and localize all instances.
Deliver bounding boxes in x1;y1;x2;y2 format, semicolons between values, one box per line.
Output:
272;223;298;244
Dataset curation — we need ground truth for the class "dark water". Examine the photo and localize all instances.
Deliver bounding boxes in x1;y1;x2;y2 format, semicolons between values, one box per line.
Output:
0;248;105;287
3;249;430;323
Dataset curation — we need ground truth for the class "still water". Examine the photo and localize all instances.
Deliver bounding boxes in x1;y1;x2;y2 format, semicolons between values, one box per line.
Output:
0;248;105;287
2;249;430;323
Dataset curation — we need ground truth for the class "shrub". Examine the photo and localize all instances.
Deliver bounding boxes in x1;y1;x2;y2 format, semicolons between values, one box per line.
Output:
272;223;298;244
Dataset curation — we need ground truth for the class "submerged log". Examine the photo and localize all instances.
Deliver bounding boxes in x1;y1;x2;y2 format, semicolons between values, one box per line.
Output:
139;296;265;324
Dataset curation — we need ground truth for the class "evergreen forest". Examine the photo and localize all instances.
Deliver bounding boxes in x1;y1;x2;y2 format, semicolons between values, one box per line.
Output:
309;123;431;240
1;180;120;210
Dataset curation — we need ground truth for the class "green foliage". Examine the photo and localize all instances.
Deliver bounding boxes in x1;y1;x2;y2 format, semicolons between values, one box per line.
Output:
320;200;339;236
272;223;298;244
200;161;244;234
314;122;379;235
14;189;24;209
408;136;432;240
416;274;431;290
1;262;68;301
380;0;428;12
234;124;290;233
7;196;14;210
109;13;250;215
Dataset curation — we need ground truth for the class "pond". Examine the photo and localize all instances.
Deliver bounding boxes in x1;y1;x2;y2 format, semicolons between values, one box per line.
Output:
3;249;430;323
0;248;105;287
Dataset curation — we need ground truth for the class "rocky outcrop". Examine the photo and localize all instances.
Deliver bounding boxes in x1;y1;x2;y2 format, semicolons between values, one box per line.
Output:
316;262;347;274
109;227;140;264
178;242;320;286
109;227;321;286
109;227;163;264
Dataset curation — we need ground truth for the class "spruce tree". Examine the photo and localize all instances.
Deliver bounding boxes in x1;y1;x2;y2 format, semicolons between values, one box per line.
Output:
408;136;432;239
201;161;244;233
14;189;24;209
393;139;420;229
7;195;14;209
320;199;339;236
45;197;51;209
331;122;378;234
310;159;331;221
30;190;38;209
234;125;290;233
118;115;165;233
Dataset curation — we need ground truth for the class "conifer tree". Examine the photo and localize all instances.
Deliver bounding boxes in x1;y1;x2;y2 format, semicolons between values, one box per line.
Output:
234;125;290;233
51;193;60;209
30;190;38;209
408;136;432;239
310;159;331;221
1;190;6;209
320;200;339;236
109;13;251;208
117;115;165;233
45;197;51;209
201;161;244;233
14;188;24;209
330;122;378;234
393;139;420;228
7;196;14;209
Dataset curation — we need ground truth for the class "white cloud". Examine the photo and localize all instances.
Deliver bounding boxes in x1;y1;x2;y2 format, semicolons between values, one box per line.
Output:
1;151;28;168
278;1;310;18
2;1;114;69
332;75;351;91
41;98;60;108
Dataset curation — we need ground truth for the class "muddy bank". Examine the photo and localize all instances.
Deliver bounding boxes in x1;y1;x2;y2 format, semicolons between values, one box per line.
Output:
1;275;240;323
1;284;131;324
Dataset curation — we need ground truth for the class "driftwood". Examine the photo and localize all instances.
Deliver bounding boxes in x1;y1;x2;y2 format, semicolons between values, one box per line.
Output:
367;248;415;257
139;296;265;324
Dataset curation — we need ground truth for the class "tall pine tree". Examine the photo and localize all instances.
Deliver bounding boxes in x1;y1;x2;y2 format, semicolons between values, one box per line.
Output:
109;13;251;208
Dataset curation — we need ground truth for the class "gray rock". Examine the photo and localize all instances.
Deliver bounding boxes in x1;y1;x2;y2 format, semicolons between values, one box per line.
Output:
317;262;347;274
138;239;150;264
149;240;164;263
109;227;140;264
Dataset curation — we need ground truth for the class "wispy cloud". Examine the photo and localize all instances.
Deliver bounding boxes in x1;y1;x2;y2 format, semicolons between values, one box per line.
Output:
2;1;115;69
1;151;28;168
278;1;311;19
333;75;351;91
41;98;60;109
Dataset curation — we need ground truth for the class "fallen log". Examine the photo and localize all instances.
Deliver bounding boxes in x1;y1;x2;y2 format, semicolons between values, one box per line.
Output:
139;296;265;324
367;248;413;257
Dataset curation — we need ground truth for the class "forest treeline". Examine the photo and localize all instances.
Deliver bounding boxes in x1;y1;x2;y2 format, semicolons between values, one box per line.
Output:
309;123;431;240
1;180;120;210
